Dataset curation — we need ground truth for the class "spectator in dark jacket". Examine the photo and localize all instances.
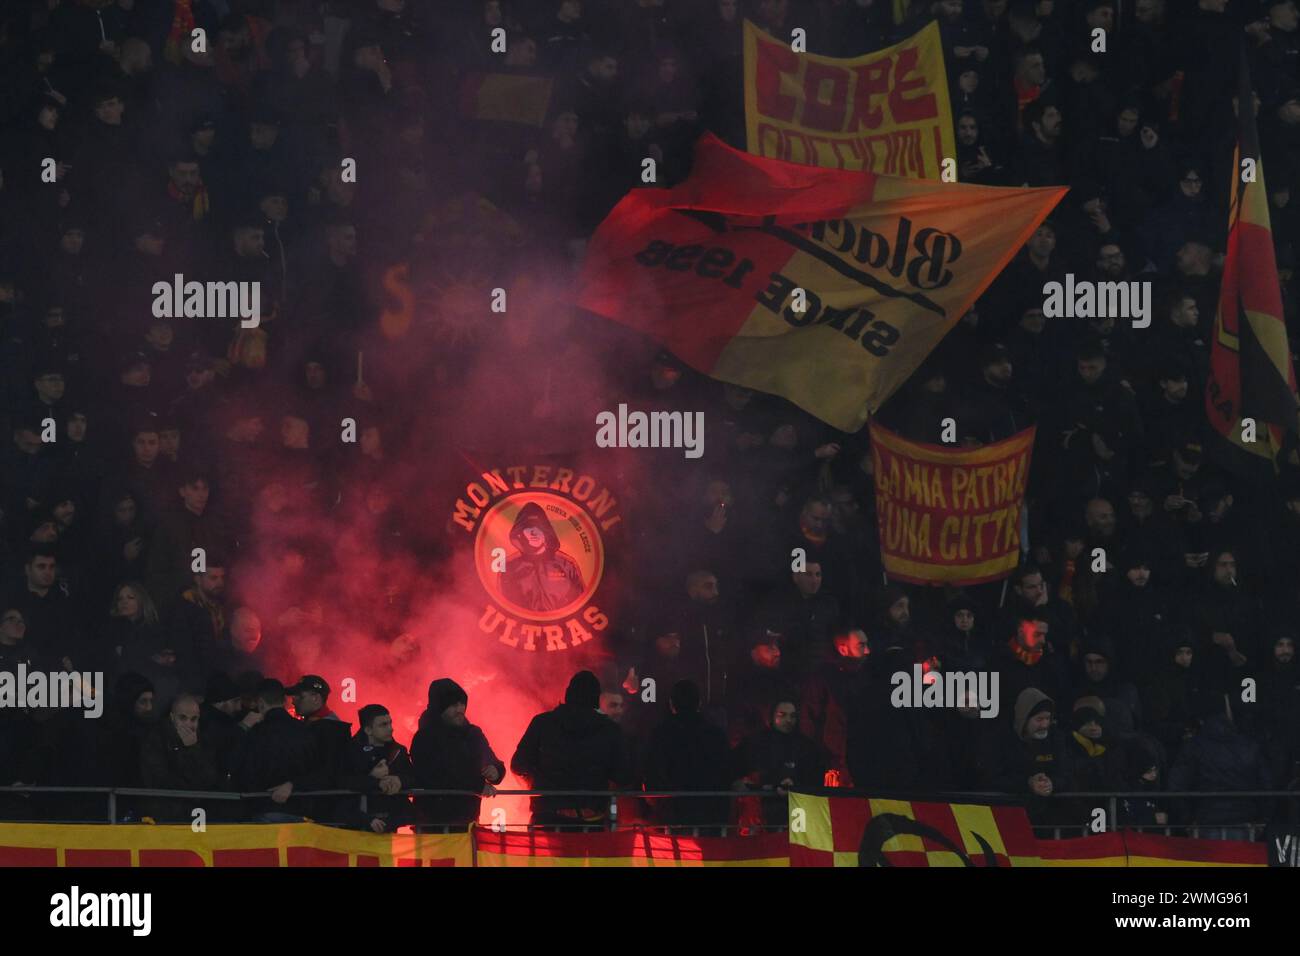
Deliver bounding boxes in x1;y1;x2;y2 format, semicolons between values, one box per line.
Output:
799;628;870;785
1184;549;1263;699
1168;698;1273;840
1142;634;1207;761
288;673;352;822
1066;695;1126;795
340;704;414;833
199;671;259;788
644;680;732;829
1074;635;1142;735
139;692;220;822
733;697;829;827
409;678;504;830
233;678;321;822
986;687;1078;827
511;670;629;826
845;633;925;792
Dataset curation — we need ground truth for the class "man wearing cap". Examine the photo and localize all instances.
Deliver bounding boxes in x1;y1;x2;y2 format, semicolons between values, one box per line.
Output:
290;674;353;820
1066;695;1126;793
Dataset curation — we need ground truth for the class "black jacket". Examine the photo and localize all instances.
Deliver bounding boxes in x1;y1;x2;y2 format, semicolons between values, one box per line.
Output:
138;720;221;822
339;731;414;830
233;708;322;819
410;716;504;827
511;703;629;820
643;710;732;827
1168;715;1273;827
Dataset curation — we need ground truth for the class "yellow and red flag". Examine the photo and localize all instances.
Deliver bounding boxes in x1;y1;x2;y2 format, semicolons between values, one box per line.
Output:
1039;832;1264;867
869;421;1034;584
1205;53;1300;476
789;792;1043;866
577;133;1065;432
744;21;953;178
0;822;471;867
473;828;789;867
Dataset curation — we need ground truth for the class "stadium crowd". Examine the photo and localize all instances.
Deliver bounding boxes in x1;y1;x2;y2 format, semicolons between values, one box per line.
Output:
2;0;1300;838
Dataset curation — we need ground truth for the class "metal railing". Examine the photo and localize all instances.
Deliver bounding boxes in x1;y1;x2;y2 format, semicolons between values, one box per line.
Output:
2;786;1294;839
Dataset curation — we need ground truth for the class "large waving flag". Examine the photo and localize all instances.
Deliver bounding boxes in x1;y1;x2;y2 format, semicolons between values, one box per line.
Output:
577;133;1065;432
1205;53;1300;476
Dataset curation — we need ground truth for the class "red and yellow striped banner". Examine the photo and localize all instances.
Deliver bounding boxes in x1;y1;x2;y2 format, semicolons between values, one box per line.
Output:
1040;832;1265;867
0;823;471;867
473;828;789;867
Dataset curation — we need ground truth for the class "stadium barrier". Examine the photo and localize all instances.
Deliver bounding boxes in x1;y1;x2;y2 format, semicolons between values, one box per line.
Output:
0;788;1282;866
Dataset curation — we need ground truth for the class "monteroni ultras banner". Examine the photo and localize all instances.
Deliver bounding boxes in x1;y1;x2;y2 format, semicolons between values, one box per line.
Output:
744;20;954;177
869;421;1034;585
577;133;1065;432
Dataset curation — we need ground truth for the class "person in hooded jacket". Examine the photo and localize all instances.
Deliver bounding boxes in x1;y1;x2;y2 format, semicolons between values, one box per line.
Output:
409;678;504;830
511;670;629;827
1142;633;1207;761
1066;695;1127;794
1117;739;1169;831
1097;544;1172;683
985;687;1078;827
501;502;585;613
643;680;732;829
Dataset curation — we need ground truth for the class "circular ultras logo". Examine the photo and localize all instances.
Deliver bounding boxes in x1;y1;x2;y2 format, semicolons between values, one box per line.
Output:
473;491;604;623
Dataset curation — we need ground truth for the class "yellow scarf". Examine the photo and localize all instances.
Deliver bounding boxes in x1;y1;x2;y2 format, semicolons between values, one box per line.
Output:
1072;731;1106;757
